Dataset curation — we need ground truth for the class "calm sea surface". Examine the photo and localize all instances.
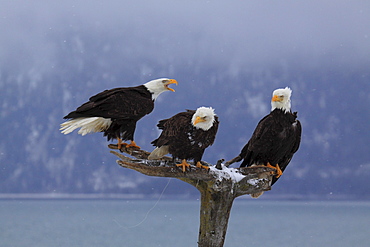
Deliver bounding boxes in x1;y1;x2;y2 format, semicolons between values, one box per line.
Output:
0;199;369;247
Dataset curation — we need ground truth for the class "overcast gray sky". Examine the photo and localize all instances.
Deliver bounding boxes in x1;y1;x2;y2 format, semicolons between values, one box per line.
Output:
1;0;369;74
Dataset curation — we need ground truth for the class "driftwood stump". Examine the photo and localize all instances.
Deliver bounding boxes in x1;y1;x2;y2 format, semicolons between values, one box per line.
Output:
109;144;275;247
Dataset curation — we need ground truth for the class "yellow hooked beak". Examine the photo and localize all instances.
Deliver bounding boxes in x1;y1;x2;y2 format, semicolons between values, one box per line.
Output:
193;116;206;126
164;79;178;92
272;95;284;102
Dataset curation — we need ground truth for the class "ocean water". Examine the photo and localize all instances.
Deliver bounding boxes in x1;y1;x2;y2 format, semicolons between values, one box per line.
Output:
0;199;369;247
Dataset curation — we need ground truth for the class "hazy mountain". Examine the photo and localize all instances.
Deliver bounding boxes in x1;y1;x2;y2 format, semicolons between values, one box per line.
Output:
1;1;369;199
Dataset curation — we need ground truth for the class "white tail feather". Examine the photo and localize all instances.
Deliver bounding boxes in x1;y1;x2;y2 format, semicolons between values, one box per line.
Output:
148;146;170;160
60;117;112;135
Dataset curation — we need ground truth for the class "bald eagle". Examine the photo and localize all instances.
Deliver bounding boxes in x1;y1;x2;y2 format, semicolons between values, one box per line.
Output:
60;78;178;149
230;87;301;197
148;107;219;172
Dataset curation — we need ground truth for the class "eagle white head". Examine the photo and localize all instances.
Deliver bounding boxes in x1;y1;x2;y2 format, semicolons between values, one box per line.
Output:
271;87;292;113
191;107;216;131
144;78;178;100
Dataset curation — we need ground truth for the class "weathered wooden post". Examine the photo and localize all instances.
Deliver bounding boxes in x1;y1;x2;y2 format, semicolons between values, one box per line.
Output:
109;145;274;247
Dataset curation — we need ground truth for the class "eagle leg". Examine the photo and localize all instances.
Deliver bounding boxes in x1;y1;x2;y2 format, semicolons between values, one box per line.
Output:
176;159;191;172
196;161;210;170
117;138;123;150
266;163;283;178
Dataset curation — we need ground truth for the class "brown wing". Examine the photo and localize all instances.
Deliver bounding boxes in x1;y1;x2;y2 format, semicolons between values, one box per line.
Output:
152;111;193;147
64;85;153;120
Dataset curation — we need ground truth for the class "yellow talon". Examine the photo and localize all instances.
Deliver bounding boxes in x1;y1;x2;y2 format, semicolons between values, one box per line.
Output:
125;140;141;149
274;164;283;178
176;159;191;172
196;161;209;170
117;139;140;150
266;162;283;178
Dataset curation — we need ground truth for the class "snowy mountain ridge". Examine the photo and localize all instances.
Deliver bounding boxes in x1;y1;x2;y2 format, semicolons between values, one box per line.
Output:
1;0;369;199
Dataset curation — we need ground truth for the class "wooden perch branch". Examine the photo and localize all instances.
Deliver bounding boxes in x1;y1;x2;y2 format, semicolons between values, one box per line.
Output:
109;144;275;247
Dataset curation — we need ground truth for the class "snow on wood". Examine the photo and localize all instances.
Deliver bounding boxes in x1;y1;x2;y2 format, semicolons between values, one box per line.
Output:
109;144;276;247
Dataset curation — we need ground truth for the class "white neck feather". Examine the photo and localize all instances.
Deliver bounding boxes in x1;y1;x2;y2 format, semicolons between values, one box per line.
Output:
271;100;291;113
144;78;168;100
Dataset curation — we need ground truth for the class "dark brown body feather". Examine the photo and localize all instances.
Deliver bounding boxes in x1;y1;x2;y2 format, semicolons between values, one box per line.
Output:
151;110;219;163
239;108;301;185
64;85;154;141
